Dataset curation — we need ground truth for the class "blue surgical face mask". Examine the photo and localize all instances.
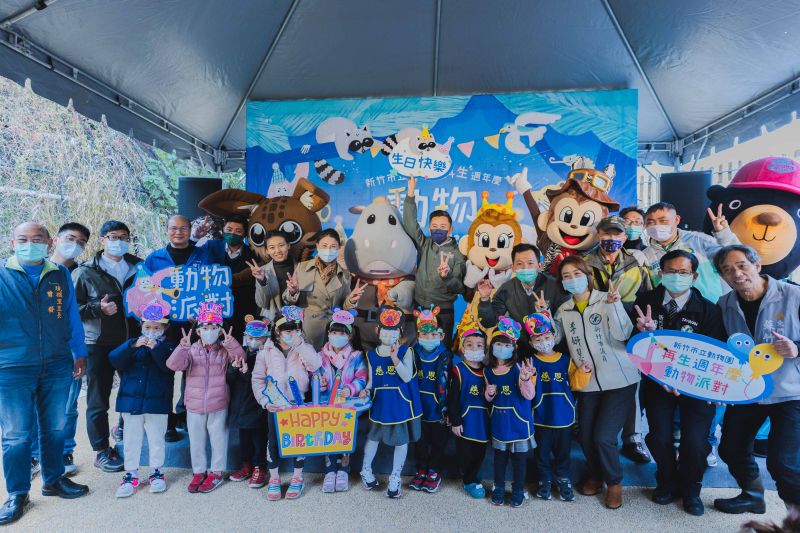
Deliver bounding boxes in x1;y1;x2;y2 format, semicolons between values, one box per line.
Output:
661;273;694;294
562;275;589;295
15;242;49;263
328;334;350;349
625;226;643;241
430;229;449;245
418;338;441;352
463;349;485;363
493;344;514;360
105;239;129;257
515;268;538;285
316;248;338;263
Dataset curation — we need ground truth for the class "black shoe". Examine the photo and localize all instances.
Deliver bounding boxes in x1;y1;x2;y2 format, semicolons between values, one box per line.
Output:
753;439;768;458
714;479;767;515
41;477;89;499
0;495;29;526
164;427;182;442
621;442;651;464
175;412;187;431
651;486;678;505
94;447;124;473
683;496;704;516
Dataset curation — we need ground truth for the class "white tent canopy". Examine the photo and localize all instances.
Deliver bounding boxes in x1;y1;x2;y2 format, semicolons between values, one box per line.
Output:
1;0;799;169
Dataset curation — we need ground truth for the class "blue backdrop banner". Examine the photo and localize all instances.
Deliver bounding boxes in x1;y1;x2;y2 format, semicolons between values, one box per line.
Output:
245;90;638;239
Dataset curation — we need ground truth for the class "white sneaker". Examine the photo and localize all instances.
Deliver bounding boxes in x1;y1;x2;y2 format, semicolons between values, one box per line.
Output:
707;447;719;467
387;474;402;498
149;469;167;493
360;468;379;490
116;473;139;498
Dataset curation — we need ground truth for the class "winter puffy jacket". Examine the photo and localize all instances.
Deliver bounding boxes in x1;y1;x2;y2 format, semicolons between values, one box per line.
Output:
109;338;176;415
251;339;322;408
167;338;246;414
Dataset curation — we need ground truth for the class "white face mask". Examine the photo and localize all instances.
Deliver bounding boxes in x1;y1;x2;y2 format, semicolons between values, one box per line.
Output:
199;328;220;345
105;239;129;257
245;338;264;350
646;224;674;242
280;332;298;347
379;329;400;346
328;334;350;349
532;339;555;354
462;349;485;363
56;241;83;260
142;330;163;341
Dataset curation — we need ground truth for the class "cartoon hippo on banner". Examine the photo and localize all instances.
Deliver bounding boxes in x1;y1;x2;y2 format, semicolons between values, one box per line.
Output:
344;196;418;349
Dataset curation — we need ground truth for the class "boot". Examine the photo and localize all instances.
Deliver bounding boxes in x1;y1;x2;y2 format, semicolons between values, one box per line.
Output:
576;478;604;496
605;483;623;509
713;478;766;514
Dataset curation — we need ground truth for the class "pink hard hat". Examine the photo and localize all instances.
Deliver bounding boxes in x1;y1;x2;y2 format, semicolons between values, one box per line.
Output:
727;157;800;195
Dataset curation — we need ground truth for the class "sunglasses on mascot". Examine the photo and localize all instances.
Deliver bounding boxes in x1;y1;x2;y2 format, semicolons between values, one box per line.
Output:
568;169;612;193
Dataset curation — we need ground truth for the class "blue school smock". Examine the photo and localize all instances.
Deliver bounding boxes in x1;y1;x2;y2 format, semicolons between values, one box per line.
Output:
485;364;533;443
367;345;422;425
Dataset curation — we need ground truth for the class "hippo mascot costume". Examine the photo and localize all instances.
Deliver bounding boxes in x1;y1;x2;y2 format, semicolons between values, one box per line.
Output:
344;196;418;349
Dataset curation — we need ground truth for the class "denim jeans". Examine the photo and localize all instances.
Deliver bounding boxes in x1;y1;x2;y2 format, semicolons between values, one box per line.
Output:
0;358;73;496
707;405;726;447
30;377;82;460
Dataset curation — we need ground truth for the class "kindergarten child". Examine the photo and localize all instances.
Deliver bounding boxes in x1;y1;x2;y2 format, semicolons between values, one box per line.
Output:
251;305;322;501
360;306;422;499
524;312;591;502
447;322;490;499
318;307;367;493
166;301;246;494
484;316;536;508
409;306;451;493
109;304;176;497
228;317;271;489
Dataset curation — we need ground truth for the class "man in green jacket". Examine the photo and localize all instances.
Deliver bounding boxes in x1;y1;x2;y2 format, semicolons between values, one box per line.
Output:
402;176;466;347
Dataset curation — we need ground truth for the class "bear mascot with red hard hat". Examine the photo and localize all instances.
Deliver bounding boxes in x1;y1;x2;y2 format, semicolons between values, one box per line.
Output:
705;156;800;279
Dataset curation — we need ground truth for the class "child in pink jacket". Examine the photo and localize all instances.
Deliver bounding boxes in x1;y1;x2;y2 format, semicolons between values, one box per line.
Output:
167;301;245;494
251;306;321;501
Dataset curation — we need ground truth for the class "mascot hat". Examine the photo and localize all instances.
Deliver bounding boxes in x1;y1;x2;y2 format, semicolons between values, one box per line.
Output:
546;169;620;211
727;157;800;196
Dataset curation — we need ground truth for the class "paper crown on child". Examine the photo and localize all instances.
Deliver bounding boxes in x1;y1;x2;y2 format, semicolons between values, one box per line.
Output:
378;305;404;330
413;305;441;333
275;305;304;328
460;321;487;340
524;312;553;337
139;303;169;324
492;315;521;342
244;315;270;338
196;301;223;325
329;306;357;332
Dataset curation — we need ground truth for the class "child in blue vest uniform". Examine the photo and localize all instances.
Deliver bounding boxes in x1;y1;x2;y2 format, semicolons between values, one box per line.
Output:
524;312;591;502
409;306;452;494
359;306;422;499
484;316;536;508
447;322;490;499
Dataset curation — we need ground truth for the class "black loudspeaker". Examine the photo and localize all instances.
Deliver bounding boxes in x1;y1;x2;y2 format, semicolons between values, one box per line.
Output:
659;170;712;231
178;177;222;220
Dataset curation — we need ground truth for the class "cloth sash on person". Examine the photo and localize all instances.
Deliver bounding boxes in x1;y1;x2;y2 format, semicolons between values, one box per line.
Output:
367;345;421;425
485;364;533;443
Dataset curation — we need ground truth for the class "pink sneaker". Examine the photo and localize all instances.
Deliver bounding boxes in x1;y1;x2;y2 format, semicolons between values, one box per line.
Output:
285;477;305;499
267;478;282;501
188;472;206;493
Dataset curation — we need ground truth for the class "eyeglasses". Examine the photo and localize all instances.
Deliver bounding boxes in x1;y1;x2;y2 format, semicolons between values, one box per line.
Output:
569;169;612;193
104;235;130;242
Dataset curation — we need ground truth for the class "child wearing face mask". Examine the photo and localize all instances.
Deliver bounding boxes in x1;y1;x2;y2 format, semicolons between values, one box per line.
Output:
523;312;591;502
484;316;536;508
359;306;422;499
447;323;490;499
227;318;271;489
109;304;176;498
318;307;366;493
409;306;452;493
251;306;322;500
166;301;246;494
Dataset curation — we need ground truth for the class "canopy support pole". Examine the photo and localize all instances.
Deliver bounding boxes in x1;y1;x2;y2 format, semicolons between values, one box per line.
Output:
217;0;300;150
0;0;56;29
432;0;442;96
601;0;679;143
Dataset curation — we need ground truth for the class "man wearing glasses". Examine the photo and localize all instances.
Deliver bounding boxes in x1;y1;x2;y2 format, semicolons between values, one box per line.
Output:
72;221;142;473
0;222;90;526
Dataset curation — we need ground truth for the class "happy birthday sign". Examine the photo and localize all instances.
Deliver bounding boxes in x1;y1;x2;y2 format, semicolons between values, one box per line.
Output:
627;330;784;404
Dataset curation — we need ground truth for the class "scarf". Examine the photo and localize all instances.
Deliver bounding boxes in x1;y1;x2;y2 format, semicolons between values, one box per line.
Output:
364;276;405;306
315;256;338;286
320;342;355;370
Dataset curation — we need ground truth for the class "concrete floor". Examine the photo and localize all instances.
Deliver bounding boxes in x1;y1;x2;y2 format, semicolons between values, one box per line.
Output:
1;389;790;533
